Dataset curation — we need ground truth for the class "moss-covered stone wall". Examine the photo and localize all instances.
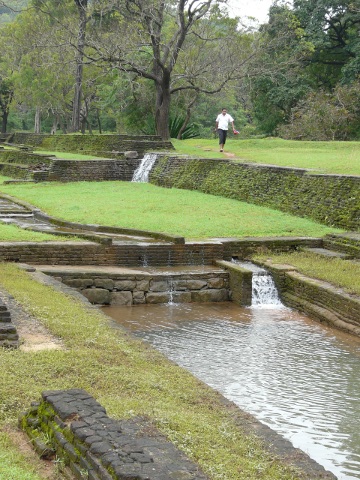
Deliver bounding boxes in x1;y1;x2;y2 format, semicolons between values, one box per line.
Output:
149;156;360;231
266;263;360;336
9;133;174;156
20;389;209;480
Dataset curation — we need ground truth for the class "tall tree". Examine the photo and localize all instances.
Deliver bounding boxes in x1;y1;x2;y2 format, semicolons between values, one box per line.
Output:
71;0;88;132
86;0;251;139
292;0;360;86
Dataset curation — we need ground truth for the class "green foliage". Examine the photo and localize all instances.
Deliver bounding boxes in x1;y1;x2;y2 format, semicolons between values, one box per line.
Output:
169;115;200;139
278;80;360;140
251;0;360;134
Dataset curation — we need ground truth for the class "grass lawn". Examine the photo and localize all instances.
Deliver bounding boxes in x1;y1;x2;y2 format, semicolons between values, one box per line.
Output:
172;138;360;176
0;223;80;242
253;250;360;295
0;263;305;480
0;181;342;239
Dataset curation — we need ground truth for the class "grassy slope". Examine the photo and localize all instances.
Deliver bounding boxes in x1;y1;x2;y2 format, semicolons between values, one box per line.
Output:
172;138;360;176
0;181;342;239
0;263;304;480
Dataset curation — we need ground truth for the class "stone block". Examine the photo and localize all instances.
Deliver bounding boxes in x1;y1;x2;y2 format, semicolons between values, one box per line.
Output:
207;277;225;289
110;291;133;306
94;278;114;290
82;289;111;305
149;280;169;292
136;280;150;291
114;280;136;291
133;291;146;304
191;289;229;303
172;280;187;291
186;279;207;290
171;292;192;303
124;151;139;159
146;292;170;304
65;278;94;289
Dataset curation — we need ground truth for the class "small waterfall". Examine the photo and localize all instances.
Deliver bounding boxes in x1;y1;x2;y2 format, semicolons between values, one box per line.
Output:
232;260;284;308
251;271;283;308
132;153;158;182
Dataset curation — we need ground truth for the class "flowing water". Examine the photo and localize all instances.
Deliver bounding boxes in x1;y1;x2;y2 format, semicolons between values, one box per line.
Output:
103;300;360;480
132;153;158;182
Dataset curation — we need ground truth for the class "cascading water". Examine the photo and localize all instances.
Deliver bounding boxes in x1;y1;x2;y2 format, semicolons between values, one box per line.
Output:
232;260;284;308
132;153;158;182
251;270;283;308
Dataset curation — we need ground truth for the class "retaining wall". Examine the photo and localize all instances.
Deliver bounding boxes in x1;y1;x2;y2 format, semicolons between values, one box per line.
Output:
266;263;360;335
47;158;140;182
42;268;229;305
20;389;208;480
8;133;174;157
0;297;19;348
0;241;224;267
149;156;360;231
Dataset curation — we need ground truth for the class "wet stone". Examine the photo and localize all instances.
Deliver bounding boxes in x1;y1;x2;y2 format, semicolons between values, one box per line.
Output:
110;291;133;306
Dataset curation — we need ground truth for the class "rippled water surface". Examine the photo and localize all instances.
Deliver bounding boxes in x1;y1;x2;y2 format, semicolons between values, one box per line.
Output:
103;302;360;480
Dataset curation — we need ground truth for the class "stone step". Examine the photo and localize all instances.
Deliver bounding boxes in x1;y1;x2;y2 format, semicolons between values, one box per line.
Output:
302;247;353;260
323;233;360;258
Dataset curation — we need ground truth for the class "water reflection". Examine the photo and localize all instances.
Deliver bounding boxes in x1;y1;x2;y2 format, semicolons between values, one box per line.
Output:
103;302;360;480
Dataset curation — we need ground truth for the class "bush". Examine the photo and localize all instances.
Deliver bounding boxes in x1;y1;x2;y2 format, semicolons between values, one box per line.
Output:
278;80;360;140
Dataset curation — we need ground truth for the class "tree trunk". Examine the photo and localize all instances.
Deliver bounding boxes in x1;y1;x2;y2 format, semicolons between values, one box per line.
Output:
1;110;8;134
71;0;88;132
97;109;102;134
34;107;41;134
155;74;171;140
50;114;59;134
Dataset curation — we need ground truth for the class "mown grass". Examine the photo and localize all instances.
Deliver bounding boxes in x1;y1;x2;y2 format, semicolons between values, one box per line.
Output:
172;138;360;175
0;181;342;239
0;263;305;480
253;251;360;295
0;223;78;242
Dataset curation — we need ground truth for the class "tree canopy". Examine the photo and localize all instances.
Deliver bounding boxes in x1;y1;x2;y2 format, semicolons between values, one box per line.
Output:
0;0;359;140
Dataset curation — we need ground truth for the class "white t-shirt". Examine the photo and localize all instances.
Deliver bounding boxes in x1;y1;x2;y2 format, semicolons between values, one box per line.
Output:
216;113;234;130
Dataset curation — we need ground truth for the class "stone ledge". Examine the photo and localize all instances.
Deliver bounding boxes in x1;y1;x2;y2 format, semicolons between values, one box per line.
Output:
263;263;360;335
0;296;19;349
20;389;208;480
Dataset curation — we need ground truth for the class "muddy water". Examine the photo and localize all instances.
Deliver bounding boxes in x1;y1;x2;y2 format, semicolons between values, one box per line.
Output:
103;302;360;480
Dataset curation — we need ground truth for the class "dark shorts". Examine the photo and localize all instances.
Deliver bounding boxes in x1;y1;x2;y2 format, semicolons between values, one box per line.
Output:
218;129;228;145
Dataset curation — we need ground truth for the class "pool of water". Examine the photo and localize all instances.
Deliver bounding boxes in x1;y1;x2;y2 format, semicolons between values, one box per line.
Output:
103;302;360;480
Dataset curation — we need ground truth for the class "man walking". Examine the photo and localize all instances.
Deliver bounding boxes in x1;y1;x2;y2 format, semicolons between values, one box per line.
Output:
215;108;236;152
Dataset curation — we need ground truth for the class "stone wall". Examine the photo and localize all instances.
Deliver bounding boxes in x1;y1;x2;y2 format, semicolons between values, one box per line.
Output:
0;297;19;348
47;158;140;182
20;389;208;480
216;260;252;306
9;133;174;157
149;156;360;231
42;268;229;305
0;241;224;267
267;263;360;335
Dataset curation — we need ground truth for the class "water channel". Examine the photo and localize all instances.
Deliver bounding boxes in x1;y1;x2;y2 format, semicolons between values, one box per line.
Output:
103;289;360;480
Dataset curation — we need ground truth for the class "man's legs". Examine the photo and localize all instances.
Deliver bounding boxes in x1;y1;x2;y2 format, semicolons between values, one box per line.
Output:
218;129;227;152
